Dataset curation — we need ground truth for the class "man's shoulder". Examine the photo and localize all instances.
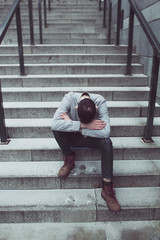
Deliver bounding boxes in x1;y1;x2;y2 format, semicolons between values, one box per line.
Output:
64;92;81;101
90;93;105;103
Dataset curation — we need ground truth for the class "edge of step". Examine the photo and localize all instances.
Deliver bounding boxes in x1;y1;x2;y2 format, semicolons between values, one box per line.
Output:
0;220;159;240
1;137;160;151
0;160;159;189
0;187;159;222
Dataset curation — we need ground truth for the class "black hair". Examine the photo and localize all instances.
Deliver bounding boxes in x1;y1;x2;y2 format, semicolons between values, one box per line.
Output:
78;98;96;123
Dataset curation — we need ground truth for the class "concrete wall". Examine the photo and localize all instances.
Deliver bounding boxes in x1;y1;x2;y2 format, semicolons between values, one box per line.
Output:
111;0;160;103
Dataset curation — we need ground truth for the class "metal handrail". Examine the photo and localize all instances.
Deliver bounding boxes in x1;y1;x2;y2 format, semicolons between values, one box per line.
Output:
0;0;25;75
106;0;160;140
28;0;34;45
48;0;51;11
107;0;112;44
116;0;121;45
0;0;25;143
38;0;48;44
99;0;102;11
101;0;112;44
103;0;107;28
126;0;160;141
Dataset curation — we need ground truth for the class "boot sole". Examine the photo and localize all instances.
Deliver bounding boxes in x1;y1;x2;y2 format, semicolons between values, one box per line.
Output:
58;165;75;179
101;192;121;214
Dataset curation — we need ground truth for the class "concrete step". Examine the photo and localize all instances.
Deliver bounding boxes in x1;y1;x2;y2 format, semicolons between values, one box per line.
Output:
0;74;148;87
1;86;149;102
9;19;102;25
1;11;103;21
0;63;143;75
6;28;96;35
6;25;96;34
3;38;111;45
2;36;114;45
0;160;159;189
0;187;159;222
0;221;159;240
2;30;111;44
5;117;160;138
0;44;129;54
3;101;160;119
1;6;101;12
0;54;139;64
0;137;160;162
2;33;108;40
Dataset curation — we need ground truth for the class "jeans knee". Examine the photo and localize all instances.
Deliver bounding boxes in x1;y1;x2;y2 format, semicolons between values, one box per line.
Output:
99;138;113;149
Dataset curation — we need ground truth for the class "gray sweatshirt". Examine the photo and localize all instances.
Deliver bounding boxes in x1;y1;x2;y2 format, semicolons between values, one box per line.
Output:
51;92;110;138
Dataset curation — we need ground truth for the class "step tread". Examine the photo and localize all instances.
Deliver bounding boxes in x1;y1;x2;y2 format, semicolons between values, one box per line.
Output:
0;221;159;240
0;160;159;177
0;53;138;56
0;63;142;66
1;137;160;150
0;73;148;78
2;86;149;92
0;44;128;47
0;187;159;211
3;101;157;108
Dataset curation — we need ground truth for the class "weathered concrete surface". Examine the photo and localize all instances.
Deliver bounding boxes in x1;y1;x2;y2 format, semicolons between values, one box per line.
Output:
0;137;160;162
0;221;159;240
0;160;159;190
0;187;159;223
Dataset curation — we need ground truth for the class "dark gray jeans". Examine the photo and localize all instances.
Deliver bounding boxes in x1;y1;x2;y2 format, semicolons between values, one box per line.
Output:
53;131;113;179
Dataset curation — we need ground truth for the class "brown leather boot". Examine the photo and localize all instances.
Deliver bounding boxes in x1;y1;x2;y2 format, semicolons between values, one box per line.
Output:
58;152;75;178
101;182;121;213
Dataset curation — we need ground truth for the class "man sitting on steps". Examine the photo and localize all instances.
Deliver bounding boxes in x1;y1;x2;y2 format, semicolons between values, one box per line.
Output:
51;91;121;213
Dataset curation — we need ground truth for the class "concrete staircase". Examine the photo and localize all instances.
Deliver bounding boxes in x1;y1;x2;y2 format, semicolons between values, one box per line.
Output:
0;0;160;239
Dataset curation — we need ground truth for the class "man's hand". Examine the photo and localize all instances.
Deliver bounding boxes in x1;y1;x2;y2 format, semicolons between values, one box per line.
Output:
60;113;72;121
81;120;106;130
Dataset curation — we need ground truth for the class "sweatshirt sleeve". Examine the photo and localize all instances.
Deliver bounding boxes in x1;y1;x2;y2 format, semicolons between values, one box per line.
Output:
81;96;110;138
51;93;81;132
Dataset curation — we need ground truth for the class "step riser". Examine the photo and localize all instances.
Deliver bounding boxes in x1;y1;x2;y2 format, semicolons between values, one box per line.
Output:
5;106;160;119
0;207;159;223
1;147;160;162
6;125;160;138
8;19;103;25
1;76;148;87
0;55;139;64
2;33;109;40
0;160;159;189
2;90;149;102
3;38;114;45
0;46;129;54
6;27;95;34
0;174;159;190
0;65;143;75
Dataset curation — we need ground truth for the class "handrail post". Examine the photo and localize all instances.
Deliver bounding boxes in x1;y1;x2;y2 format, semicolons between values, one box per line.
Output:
103;0;107;28
116;0;121;45
107;0;112;44
48;0;51;11
126;5;134;75
44;0;47;28
0;81;8;143
99;0;102;11
144;52;159;141
16;3;25;76
28;0;34;45
38;0;43;44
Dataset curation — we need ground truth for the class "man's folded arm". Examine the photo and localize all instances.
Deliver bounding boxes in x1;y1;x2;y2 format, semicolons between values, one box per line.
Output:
51;93;81;132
